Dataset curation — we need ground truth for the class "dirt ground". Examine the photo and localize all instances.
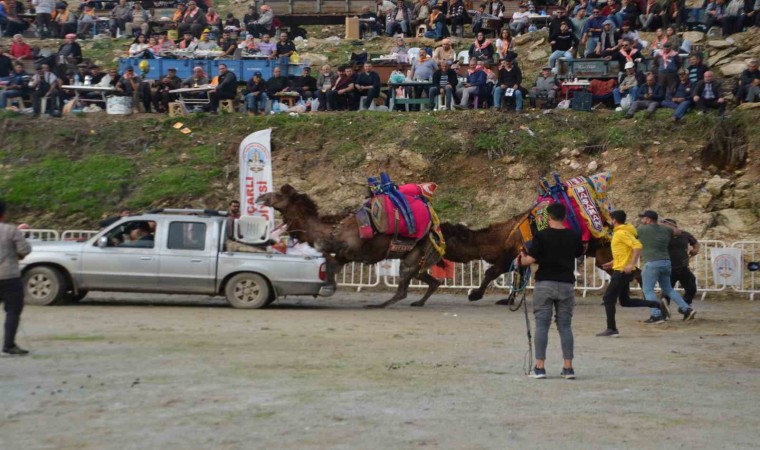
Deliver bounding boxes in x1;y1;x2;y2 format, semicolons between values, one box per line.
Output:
1;290;758;450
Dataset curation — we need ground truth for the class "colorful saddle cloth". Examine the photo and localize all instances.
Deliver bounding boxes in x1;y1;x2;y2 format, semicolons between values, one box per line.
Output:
369;184;433;240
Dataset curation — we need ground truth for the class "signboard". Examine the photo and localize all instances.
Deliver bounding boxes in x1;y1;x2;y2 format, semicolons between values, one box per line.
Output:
711;248;743;287
239;129;275;228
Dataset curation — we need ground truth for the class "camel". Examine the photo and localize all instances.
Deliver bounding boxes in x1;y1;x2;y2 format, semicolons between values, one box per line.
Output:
438;209;619;305
256;184;443;308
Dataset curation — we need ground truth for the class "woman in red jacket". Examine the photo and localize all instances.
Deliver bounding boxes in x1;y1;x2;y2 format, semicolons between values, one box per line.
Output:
8;35;32;60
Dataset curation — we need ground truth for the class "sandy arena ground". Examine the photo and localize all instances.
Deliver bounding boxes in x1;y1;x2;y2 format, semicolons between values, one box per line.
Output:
1;290;759;450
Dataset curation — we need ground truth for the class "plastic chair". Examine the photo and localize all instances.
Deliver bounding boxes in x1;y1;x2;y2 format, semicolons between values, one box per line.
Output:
407;47;421;62
457;50;470;65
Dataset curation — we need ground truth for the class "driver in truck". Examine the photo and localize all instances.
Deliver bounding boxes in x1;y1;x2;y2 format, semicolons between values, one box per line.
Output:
120;222;154;247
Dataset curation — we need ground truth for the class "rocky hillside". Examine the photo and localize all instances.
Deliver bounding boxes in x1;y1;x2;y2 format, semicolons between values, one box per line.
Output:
0;108;757;240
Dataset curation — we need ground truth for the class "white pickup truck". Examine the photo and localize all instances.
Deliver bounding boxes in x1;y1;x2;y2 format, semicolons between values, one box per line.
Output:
20;209;333;309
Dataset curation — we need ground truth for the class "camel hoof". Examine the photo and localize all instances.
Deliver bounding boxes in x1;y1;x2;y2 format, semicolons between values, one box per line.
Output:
494;298;513;306
468;291;483;302
410;301;425;307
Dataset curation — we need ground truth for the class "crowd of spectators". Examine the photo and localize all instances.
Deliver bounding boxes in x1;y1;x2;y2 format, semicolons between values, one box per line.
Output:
0;0;758;117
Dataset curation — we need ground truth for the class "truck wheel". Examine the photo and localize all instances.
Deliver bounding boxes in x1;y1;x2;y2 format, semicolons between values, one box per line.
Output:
24;266;67;306
225;273;271;309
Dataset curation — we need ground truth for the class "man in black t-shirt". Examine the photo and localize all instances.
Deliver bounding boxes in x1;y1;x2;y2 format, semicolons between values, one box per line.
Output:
662;218;699;305
518;203;584;380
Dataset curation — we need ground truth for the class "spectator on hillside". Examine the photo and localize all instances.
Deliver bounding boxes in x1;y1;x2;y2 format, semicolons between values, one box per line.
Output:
245;71;268;115
618;21;642;49
616;0;640;28
639;0;663;31
423;4;448;40
257;33;277;58
386;0;411;36
549;9;572;41
665;26;681;51
52;4;77;38
494;57;523;111
582;7;605;57
178;1;207;38
688;53;708;84
529;66;560;107
178;31;198;50
625;73;664;119
218;31;237;57
58;33;83;64
266;65;291;100
223;13;240;32
595;19;620;57
724;0;746;35
433;38;455;65
496;29;516;62
77;5;97;38
570;9;588;50
0;0;27;37
611;39;642;71
469;31;494;62
693;70;726;116
326;65;354;111
33;0;55;38
429;59;458;110
128;34;152;57
109;0;131;37
654;42;680;93
240;34;257;53
115;65;143;110
752;0;760;27
125;3;151;38
471;4;487;35
182;65;209;88
661;69;694;122
549;22;576;73
0;46;11;81
209;63;237;113
705;0;727;33
195;32;217;51
510;4;531;35
735;59;759;104
152;67;182;113
172;2;187;23
30;63;62;116
613;61;642;110
359;6;382;37
355;62;381;109
274;31;296;76
447;0;467;37
0;63;28;109
205;7;221;35
251;5;274;38
8;35;31;60
412;0;431;31
315;64;336;111
292;66;317;100
456;59;486;109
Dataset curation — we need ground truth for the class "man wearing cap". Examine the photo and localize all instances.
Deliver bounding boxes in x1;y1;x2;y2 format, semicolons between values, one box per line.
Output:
597;210;670;337
244;71;268;115
152;67;182;113
637;210;696;323
613;61;641;111
529;66;560;107
625;73;663;119
661;69;694;122
661;219;699;306
209;63;237;113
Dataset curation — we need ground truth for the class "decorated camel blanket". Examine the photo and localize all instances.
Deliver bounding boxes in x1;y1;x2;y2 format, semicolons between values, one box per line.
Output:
369;184;433;240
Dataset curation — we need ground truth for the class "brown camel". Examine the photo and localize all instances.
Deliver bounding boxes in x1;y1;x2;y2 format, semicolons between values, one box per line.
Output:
256;184;443;308
438;209;619;304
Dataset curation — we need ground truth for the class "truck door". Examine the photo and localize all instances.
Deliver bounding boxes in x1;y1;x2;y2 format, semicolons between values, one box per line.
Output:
158;220;214;293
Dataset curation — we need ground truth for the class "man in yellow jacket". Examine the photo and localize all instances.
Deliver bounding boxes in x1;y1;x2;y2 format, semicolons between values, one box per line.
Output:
597;210;670;337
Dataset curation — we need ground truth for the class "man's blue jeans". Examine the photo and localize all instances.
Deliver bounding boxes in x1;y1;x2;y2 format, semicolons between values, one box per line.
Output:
428;85;453;109
613;86;638;106
0;89;23;108
245;92;268;113
548;50;572;72
493;86;523;110
584;37;599;57
423;21;444;40
642;260;690;317
277;56;290;77
661;99;691;119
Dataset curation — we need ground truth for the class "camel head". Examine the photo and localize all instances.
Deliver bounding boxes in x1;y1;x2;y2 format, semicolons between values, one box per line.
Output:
256;184;320;218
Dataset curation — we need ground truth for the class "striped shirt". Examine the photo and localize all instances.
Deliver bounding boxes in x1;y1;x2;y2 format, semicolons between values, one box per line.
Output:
0;223;31;280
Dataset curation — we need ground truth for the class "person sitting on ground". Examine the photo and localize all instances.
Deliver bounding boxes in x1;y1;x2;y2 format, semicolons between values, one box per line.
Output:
471;3;487;35
0;63;29;109
432;38;455;66
241;34;258;53
595;19;620;58
178;31;198;51
429;59;458;110
315;64;336;111
693;70;726;117
224;12;240;31
52;4;77;38
125;2;150;38
494;57;523;111
266;65;291;102
109;0;131;37
496;29;516;62
243;5;258;36
687;53;708;85
639;0;662;31
209;63;237;113
355;62;382;110
391;36;408;60
326;64;354;111
218;30;237;57
661;69;694;122
456;59;486;109
423;4;448;40
29;63;61;116
76;5;97;38
33;0;56;39
8;35;31;61
57;33;83;65
510;3;531;35
386;0;411;36
205;7;221;34
158;31;175;51
735;59;759;104
178;1;206;38
128;34;152;57
548;22;576;73
412;0;431;31
625;72;664;119
257;33;277;58
152;67;182;113
244;71;268;115
447;0;467;37
529;66;560;107
115;65;143;110
182;65;209;88
291;65;317;100
195;32;217;51
252;5;274;38
613;61;642;110
148;35;163;56
469;31;494;62
359;5;382;37
723;0;745;36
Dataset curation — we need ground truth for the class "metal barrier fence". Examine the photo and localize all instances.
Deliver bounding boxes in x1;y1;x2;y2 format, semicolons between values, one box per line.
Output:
731;241;758;300
336;262;381;291
22;229;60;241
61;230;100;241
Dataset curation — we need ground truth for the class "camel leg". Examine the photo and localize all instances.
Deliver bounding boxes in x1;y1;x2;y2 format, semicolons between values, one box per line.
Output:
366;262;415;308
324;255;343;290
469;260;509;302
410;272;442;307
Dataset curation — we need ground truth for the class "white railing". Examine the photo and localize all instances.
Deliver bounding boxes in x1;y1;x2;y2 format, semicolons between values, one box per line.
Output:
336;262;381;291
731;241;758;300
23;229;60;241
61;230;100;241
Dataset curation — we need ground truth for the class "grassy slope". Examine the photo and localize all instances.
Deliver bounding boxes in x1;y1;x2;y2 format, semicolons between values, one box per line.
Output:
1;108;757;231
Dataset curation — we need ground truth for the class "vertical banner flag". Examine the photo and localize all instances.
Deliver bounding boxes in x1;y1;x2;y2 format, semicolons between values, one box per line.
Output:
239;129;274;228
711;247;743;287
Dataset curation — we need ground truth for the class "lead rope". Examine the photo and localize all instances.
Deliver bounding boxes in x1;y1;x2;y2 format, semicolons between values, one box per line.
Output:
501;256;533;376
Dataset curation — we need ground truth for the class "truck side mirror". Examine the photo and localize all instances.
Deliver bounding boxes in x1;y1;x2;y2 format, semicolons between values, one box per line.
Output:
98;236;109;248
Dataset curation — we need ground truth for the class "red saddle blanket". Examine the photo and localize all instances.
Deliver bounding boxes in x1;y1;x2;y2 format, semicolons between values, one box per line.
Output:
369;184;432;240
